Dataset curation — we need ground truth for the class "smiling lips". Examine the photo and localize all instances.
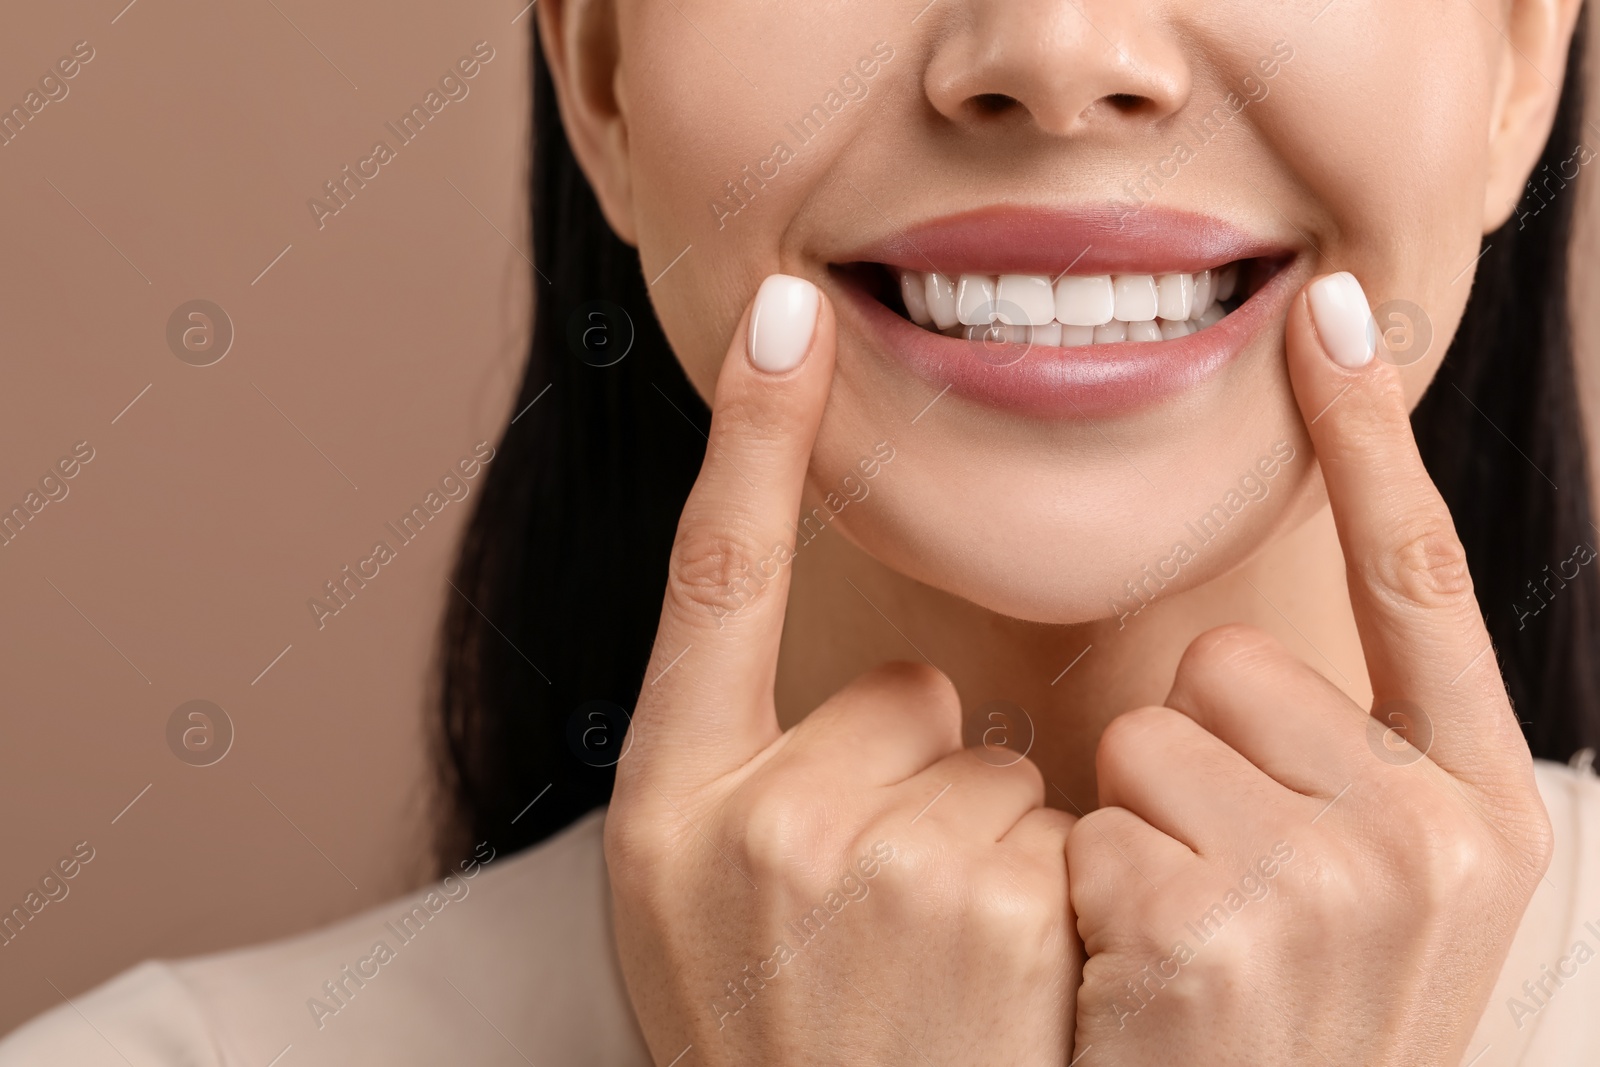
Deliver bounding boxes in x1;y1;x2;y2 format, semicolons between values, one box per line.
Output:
832;204;1299;419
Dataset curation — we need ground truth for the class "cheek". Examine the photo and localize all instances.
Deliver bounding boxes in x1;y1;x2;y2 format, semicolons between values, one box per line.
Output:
1250;7;1493;397
620;16;764;398
620;3;905;403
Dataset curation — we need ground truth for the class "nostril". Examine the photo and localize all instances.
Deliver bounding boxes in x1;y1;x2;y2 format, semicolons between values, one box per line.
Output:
1105;93;1145;113
969;92;1019;117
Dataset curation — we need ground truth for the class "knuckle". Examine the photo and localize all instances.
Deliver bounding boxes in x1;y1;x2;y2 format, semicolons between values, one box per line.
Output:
1097;706;1182;778
1448;778;1555;882
1079;949;1152;1012
1065;818;1104;882
1178;623;1280;678
856;661;966;749
1102;704;1176;746
603;793;676;867
1281;837;1364;915
1080;912;1216;1024
733;784;834;888
864;825;985;921
967;857;1065;948
1386;798;1490;901
1103;887;1187;952
1368;517;1474;609
666;520;771;618
601;811;651;874
953;745;1046;795
1301;885;1359;936
1006;753;1047;800
1177;911;1252;975
1517;802;1557;880
603;809;681;912
1139;963;1212;1026
1084;918;1166;966
1421;831;1491;899
1066;808;1150;913
1069;806;1129;863
866;659;961;713
864;832;955;909
1010;808;1075;863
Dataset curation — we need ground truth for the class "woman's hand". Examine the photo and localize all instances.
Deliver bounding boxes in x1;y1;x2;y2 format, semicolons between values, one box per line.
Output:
1067;272;1554;1065
606;275;1080;1067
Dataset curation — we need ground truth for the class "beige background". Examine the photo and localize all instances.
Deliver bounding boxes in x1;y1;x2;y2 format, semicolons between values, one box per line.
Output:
0;0;530;1029
2;0;1600;1038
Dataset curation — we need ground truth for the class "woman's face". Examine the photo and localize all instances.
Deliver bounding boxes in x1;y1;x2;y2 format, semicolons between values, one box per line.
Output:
559;0;1565;624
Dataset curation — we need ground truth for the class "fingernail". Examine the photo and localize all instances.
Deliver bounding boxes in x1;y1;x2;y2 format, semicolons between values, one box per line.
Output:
748;274;820;373
1308;272;1378;369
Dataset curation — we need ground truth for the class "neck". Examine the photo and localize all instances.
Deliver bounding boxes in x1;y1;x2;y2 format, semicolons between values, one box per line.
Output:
774;503;1371;812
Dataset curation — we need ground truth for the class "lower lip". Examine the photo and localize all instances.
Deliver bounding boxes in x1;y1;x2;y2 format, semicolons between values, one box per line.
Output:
836;262;1304;420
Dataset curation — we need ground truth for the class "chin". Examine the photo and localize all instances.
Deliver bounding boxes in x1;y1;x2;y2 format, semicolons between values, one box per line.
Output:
821;459;1322;627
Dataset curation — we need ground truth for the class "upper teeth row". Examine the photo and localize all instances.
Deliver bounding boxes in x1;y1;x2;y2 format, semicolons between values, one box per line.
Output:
900;266;1239;330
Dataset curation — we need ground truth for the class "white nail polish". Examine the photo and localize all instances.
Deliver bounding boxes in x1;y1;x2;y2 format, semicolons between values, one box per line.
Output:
748;275;820;373
1308;273;1378;369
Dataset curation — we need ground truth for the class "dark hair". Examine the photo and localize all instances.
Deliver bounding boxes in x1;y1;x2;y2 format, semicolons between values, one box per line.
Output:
1413;6;1597;759
433;16;1598;867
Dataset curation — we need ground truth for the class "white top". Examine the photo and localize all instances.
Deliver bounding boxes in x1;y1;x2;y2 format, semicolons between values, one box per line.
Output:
4;760;1600;1066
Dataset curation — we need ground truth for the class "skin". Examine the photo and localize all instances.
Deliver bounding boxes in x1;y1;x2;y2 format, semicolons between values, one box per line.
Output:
539;0;1582;1061
605;295;1083;1065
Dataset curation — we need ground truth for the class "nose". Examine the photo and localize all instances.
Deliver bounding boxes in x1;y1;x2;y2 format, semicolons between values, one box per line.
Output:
924;0;1191;137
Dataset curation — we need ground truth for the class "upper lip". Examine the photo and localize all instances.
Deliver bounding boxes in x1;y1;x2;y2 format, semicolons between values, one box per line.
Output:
836;203;1292;277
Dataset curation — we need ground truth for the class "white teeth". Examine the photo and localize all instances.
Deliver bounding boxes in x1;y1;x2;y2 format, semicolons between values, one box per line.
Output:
1126;319;1163;343
1060;324;1095;347
1093;321;1127;344
997;274;1058;326
896;262;1246;348
1156;273;1195;321
900;271;932;326
1055;274;1115;327
1112;275;1159;323
956;274;998;326
1192;269;1214;318
1215;264;1238;302
925;271;959;329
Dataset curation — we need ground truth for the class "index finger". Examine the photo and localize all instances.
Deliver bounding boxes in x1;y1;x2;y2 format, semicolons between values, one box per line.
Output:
1284;272;1532;794
620;274;836;791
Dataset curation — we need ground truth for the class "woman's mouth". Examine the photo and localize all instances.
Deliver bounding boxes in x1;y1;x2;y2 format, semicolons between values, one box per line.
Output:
829;205;1303;420
877;260;1262;346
